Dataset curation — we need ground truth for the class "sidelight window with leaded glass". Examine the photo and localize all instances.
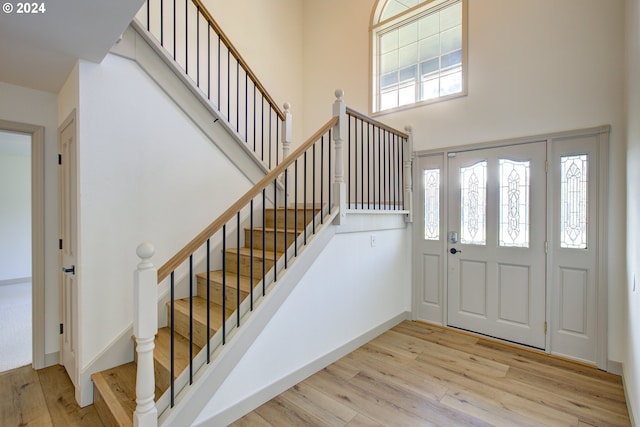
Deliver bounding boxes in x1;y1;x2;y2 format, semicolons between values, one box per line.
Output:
460;161;486;245
560;154;589;249
423;168;440;240
499;159;530;248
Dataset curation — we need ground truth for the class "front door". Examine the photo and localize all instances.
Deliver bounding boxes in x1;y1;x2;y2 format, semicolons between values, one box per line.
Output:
447;142;547;349
59;113;78;385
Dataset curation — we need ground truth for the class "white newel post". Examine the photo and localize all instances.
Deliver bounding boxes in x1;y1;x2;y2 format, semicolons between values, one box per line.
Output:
281;102;292;207
332;89;347;224
134;243;158;427
404;125;414;223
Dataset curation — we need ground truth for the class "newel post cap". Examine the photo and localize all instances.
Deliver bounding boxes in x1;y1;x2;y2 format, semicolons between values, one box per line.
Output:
335;89;345;101
136;243;155;269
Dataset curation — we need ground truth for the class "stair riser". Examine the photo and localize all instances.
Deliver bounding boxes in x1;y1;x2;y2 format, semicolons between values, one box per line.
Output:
196;276;248;310
244;228;298;252
225;252;275;277
169;306;215;349
265;209;317;229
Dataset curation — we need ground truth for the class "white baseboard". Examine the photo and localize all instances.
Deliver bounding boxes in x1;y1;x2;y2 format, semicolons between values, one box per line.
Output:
204;311;411;426
0;277;31;286
44;351;59;368
608;360;624;376
621;364;637;427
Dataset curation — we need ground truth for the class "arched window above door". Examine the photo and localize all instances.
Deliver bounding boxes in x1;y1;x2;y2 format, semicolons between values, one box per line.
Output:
371;0;467;113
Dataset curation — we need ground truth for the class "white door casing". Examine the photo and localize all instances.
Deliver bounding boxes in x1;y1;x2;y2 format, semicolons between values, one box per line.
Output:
59;112;78;386
447;142;547;349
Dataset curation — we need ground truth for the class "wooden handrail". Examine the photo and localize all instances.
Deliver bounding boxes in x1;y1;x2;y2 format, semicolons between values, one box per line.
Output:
157;116;339;282
346;107;409;139
191;0;285;121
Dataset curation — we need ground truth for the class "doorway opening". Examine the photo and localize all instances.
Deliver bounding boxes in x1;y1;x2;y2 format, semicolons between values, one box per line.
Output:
0;130;32;372
0;119;46;371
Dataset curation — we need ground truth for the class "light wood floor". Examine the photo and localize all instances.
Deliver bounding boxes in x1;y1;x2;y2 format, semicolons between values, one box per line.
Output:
0;364;103;427
0;321;631;426
232;321;631;427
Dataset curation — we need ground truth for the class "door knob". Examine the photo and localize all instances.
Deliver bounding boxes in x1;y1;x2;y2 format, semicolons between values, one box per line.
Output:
450;248;462;254
62;265;75;275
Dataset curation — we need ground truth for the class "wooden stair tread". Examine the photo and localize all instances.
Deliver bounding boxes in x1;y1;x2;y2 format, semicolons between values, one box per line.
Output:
226;246;281;258
92;363;137;427
196;270;259;291
154;327;202;375
172;297;233;328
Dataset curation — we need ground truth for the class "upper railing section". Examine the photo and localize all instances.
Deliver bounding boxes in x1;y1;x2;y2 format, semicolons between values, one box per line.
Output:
137;0;286;168
345;107;411;211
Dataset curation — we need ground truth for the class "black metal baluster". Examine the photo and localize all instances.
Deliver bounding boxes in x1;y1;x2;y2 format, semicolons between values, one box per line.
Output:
253;87;257;152
320;136;324;223
269;109;273;168
236;212;240;327
222;225;226;345
312;143;316;234
329;129;332;212
294;160;298;257
361;118;364;209
172;0;176;60
367;123;371;209
348;115;351;209
206;238;210;363
184;0;188;75
146;0;150;31
195;5;199;87
303;151;307;245
262;189;266;296
378;127;382;210
250;200;254;311
170;271;174;407
207;25;210;100
273;179;277;281
245;73;248;143
217;35;221;109
354;116;358;209
160;0;164;46
284;168;288;269
261;96;265;162
189;254;193;384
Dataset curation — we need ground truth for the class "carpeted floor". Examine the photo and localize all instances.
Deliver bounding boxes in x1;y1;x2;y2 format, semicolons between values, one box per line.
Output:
0;281;31;372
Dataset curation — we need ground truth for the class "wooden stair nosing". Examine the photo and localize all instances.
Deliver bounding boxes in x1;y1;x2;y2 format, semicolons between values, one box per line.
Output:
92;365;135;427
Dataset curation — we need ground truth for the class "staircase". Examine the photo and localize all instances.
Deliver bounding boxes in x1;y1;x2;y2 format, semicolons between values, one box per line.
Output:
92;206;317;426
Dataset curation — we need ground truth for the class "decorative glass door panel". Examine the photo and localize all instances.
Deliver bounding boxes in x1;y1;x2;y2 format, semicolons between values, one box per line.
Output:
447;142;547;349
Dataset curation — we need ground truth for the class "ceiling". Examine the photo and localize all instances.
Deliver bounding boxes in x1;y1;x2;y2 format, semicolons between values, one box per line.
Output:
0;0;144;93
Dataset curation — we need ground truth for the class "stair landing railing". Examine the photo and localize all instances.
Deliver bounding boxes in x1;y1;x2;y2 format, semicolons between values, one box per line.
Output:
137;0;286;169
132;91;412;427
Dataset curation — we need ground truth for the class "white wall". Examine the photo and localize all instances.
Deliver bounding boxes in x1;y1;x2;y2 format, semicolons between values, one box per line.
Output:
0;135;31;281
69;53;254;370
625;0;640;422
0;81;60;359
301;0;628;364
194;222;412;425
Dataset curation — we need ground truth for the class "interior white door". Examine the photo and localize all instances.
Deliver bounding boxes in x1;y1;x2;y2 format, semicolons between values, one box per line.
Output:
59;114;78;385
447;142;547;349
413;154;445;324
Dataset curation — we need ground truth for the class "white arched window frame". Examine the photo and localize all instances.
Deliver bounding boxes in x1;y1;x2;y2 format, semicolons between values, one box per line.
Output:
371;0;468;114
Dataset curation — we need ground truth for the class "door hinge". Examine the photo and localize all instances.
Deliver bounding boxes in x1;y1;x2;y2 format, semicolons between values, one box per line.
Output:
545;241;548;254
545;160;549;173
59;323;63;334
58;154;62;165
58;239;63;250
544;321;547;334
